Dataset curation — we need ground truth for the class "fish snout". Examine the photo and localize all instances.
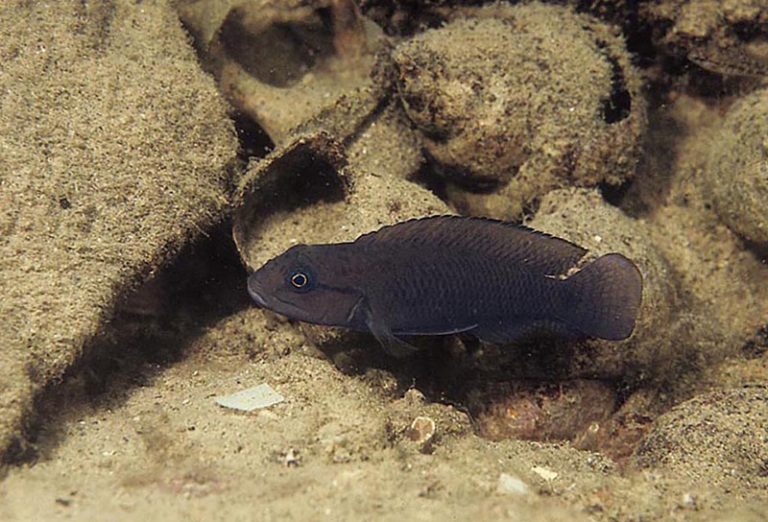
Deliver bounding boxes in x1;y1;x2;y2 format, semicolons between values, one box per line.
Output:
247;275;269;308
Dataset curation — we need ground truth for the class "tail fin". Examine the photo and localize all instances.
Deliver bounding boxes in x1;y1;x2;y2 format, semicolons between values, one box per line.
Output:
562;253;643;341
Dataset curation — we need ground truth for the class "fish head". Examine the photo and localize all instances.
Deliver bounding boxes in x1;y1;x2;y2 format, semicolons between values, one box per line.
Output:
247;244;365;327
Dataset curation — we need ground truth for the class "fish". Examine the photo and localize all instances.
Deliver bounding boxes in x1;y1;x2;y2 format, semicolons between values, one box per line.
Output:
247;216;643;357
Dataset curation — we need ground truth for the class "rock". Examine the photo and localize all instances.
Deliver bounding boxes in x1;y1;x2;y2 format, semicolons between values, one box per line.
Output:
0;0;236;461
572;387;659;466
392;3;647;219
181;0;389;145
704;89;768;245
469;380;617;443
642;0;768;77
632;387;768;492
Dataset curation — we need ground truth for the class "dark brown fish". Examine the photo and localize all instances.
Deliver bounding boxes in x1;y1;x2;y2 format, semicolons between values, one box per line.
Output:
247;216;643;356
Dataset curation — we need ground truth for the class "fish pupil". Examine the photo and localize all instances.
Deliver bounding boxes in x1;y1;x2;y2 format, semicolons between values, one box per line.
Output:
289;271;310;289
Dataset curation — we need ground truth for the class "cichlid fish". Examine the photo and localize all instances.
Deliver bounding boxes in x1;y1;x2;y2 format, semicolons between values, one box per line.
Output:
247;216;643;356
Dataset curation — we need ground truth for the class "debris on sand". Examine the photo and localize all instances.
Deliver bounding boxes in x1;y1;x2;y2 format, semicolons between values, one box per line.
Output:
497;473;531;496
405;416;436;453
215;383;285;412
531;466;558;483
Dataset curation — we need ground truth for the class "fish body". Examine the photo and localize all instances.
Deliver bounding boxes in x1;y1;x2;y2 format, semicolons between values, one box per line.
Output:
247;216;643;356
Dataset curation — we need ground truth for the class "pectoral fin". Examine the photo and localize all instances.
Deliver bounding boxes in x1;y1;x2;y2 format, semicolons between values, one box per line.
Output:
363;308;419;358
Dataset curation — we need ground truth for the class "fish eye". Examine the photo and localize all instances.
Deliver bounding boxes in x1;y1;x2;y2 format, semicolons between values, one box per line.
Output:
289;270;311;290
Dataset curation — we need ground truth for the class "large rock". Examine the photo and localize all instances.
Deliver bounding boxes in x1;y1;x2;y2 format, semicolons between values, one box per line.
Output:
704;89;768;245
0;0;237;461
392;3;647;219
633;387;768;492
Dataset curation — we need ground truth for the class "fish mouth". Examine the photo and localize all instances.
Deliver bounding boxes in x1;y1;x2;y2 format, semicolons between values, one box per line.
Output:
246;274;311;320
247;277;268;307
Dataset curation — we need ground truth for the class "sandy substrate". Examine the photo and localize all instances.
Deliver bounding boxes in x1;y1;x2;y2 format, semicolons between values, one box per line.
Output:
2;0;768;521
1;298;766;521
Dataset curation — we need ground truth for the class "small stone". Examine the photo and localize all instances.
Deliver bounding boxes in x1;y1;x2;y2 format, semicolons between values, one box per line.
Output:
403;388;427;405
681;493;698;510
282;448;300;467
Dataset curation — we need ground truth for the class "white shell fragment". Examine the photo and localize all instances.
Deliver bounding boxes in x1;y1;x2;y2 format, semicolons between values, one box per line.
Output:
406;416;436;445
215;383;285;412
496;473;530;495
531;466;559;482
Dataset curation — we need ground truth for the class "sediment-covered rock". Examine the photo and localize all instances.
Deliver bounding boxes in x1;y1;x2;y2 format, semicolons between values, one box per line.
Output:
633;387;768;491
392;3;647;218
704;89;768;245
0;0;237;460
642;0;768;77
180;0;388;145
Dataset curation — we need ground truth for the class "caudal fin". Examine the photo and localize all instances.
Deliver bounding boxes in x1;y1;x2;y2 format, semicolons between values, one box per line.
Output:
562;253;643;341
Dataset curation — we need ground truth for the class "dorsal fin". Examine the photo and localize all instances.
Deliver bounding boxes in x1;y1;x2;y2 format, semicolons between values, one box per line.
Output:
354;215;587;277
